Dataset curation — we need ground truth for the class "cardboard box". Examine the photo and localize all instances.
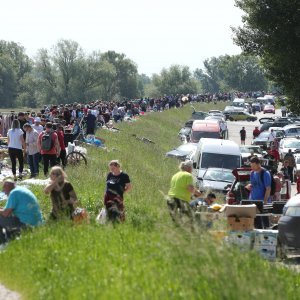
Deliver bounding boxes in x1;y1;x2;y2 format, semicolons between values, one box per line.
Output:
227;231;255;250
254;229;278;246
254;245;277;261
221;204;257;218
227;217;254;231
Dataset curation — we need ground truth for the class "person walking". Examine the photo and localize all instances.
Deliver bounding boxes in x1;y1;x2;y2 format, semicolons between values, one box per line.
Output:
104;160;132;222
240;127;246;145
23;123;40;178
7;119;26;181
38;122;60;176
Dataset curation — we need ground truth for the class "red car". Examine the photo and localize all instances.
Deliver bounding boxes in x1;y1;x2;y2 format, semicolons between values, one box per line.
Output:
226;168;291;205
263;104;275;114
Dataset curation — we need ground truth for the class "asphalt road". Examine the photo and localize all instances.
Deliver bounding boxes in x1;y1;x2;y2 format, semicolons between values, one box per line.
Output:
226;109;280;146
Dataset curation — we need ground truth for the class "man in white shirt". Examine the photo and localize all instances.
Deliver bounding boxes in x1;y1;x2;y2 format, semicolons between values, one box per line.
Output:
268;129;276;143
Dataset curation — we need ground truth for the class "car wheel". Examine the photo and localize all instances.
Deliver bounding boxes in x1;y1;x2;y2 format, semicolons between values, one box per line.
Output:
247;118;251;122
229;117;234;121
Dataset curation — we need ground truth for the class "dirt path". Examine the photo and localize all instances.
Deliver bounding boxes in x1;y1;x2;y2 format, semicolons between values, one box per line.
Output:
0;284;20;299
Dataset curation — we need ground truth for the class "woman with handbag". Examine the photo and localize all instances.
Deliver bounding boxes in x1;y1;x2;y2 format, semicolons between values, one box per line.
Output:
44;166;78;220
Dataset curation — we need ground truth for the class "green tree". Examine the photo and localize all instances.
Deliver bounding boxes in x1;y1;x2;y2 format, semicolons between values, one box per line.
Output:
195;54;268;93
152;65;199;95
232;0;300;111
102;51;139;99
0;40;32;107
0;55;17;107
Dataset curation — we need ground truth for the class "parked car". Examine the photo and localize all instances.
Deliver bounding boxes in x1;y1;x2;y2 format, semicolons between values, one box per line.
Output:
193;138;241;180
198;168;235;195
252;102;261;112
190;120;221;143
225;168;251;204
205;115;225;122
240;145;267;165
191;110;209;120
208;110;223;114
226;168;291;205
263;104;275;114
279;138;300;160
227;111;257;122
166;143;198;161
252;131;273;148
260;118;293;132
278;194;300;255
282;124;300;138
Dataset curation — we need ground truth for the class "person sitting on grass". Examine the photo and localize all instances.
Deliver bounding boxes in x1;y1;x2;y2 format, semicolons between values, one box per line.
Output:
44;166;78;220
0;178;43;232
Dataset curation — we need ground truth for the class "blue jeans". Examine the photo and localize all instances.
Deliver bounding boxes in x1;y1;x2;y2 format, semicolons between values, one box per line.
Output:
28;152;39;176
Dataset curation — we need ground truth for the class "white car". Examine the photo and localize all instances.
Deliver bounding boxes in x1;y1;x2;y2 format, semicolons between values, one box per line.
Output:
279;138;300;160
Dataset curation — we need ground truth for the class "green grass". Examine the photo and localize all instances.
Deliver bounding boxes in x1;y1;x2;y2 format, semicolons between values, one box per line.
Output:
0;102;300;300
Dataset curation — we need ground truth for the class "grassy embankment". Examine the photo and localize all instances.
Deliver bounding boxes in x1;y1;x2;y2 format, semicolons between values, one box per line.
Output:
0;102;299;300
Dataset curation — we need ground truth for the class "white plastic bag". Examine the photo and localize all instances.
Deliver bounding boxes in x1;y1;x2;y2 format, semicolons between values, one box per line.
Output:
96;208;107;225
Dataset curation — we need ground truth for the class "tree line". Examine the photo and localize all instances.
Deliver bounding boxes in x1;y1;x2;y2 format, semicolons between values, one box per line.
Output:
0;39;271;108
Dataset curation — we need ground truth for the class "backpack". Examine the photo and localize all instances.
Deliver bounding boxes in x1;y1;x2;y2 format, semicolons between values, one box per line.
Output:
41;131;54;151
252;168;276;196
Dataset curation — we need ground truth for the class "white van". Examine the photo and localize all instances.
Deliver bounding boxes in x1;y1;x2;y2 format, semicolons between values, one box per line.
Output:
232;98;246;111
193;138;241;180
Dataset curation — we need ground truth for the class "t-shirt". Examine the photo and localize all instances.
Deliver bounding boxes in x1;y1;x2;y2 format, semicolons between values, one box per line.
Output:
7;128;24;149
168;171;193;202
250;169;271;202
106;172;130;198
240;129;246;140
38;131;58;155
5;186;43;226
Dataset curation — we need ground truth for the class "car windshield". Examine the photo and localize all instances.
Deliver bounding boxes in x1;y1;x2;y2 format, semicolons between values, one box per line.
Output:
233;102;244;107
257;132;270;139
201;153;241;169
240;146;262;154
191;131;220;142
203;169;235;182
283;140;300;148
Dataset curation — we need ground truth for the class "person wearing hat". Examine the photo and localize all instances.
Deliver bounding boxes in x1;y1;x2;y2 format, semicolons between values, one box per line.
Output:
32;117;44;134
0;179;43;234
168;160;202;222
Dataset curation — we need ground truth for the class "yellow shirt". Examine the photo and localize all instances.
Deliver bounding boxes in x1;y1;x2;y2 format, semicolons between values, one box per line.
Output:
168;171;193;202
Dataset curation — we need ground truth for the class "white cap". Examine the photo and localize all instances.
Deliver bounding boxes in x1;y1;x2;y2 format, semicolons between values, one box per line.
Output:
35;117;41;122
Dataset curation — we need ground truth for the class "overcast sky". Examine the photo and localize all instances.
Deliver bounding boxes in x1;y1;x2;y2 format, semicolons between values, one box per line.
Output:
1;0;243;76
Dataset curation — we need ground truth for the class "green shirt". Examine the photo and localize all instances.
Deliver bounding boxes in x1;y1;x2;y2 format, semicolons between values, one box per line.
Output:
168;171;193;202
